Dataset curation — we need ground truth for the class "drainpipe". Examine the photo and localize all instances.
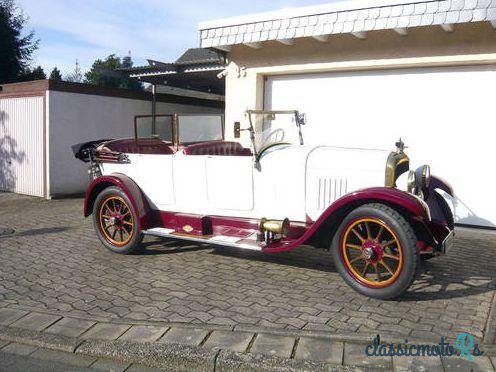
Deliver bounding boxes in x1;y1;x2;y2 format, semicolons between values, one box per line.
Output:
151;84;156;135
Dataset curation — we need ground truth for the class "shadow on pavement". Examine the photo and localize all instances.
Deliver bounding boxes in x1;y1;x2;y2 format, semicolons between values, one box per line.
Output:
7;227;72;238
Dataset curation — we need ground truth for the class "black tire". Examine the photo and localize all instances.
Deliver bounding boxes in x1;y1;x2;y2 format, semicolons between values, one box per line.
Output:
331;203;418;300
92;186;143;254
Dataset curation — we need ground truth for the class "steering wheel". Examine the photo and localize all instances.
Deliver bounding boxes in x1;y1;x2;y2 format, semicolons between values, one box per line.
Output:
255;141;291;163
259;128;285;148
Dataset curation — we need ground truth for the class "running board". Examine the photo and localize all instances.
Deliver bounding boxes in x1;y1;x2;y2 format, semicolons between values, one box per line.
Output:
143;227;264;251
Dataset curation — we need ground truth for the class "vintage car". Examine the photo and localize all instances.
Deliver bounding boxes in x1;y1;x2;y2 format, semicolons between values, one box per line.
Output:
73;111;455;299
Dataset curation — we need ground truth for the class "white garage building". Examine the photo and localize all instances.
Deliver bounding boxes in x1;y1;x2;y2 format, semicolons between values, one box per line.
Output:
199;0;496;228
0;80;222;198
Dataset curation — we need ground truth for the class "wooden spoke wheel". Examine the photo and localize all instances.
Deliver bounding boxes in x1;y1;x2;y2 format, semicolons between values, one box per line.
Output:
98;196;134;247
92;186;143;254
340;218;403;288
331;203;418;299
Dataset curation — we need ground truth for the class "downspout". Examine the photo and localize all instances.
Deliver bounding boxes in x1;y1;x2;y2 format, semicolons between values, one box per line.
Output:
151;84;156;135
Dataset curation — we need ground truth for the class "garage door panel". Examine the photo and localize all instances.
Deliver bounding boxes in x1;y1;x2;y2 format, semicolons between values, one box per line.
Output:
0;96;44;197
265;66;496;227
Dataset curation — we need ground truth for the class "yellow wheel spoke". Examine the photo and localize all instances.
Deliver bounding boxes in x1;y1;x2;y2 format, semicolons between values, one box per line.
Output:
379;260;394;276
382;239;397;247
365;222;372;240
374;264;380;281
350;255;365;264
383;253;400;260
352;228;365;243
119;229;124;242
346;243;362;250
376;226;384;241
123;220;133;226
361;263;370;276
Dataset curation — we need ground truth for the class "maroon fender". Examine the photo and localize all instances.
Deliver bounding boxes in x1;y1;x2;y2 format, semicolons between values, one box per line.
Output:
314;187;430;225
84;174;150;229
264;187;431;253
429;175;453;196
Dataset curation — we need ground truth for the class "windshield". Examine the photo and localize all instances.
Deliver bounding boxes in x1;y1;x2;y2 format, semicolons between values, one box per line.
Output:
177;114;223;143
134;114;224;144
247;110;303;154
135;115;173;141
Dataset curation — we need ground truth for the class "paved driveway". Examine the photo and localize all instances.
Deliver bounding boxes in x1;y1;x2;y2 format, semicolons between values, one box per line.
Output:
0;193;494;343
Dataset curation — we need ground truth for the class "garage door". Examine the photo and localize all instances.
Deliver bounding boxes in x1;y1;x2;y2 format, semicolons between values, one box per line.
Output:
0;96;45;197
264;66;496;228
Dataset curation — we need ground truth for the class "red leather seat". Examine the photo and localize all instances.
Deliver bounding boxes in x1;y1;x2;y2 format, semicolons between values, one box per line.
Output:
182;141;252;156
103;138;175;155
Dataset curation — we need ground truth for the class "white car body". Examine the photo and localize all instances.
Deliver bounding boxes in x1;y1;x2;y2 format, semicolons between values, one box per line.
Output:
101;145;389;223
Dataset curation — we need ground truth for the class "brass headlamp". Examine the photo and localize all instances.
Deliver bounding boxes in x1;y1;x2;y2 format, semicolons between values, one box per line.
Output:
385;139;410;188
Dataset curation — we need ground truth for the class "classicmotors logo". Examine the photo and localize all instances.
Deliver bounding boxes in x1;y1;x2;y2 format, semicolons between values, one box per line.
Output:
365;333;483;361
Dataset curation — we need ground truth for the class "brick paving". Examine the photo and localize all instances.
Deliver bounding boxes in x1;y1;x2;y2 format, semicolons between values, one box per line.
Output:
0;192;495;344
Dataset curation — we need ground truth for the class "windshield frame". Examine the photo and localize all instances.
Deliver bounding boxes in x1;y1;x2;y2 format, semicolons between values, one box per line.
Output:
175;113;225;146
134;113;225;148
246;109;304;159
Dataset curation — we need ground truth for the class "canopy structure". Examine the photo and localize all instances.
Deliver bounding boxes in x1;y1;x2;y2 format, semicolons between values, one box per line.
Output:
121;48;226;129
121;48;226;96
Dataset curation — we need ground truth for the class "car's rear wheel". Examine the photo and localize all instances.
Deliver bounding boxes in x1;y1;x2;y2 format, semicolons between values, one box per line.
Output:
93;186;143;254
331;203;418;299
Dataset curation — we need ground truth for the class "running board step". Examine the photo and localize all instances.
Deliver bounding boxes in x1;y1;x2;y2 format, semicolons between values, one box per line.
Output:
143;227;264;251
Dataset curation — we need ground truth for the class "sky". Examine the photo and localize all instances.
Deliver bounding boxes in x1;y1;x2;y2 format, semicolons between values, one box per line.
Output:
17;0;336;77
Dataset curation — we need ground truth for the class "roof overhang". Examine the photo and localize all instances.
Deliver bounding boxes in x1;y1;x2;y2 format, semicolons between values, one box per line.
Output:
121;49;226;95
198;0;496;49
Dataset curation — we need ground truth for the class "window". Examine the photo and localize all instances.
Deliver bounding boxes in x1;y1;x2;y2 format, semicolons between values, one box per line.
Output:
178;115;223;143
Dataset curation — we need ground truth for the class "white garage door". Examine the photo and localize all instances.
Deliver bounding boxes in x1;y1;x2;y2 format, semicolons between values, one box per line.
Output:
264;66;496;228
0;96;45;197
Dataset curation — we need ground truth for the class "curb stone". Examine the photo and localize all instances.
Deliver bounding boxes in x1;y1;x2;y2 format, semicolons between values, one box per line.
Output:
0;325;82;352
76;339;218;371
484;291;496;346
215;349;352;372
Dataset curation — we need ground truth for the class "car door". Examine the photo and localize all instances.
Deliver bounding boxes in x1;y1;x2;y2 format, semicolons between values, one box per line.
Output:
205;155;254;211
136;154;175;207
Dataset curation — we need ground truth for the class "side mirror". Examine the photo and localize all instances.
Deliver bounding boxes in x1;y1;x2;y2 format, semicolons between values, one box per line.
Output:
297;113;306;126
234;122;241;138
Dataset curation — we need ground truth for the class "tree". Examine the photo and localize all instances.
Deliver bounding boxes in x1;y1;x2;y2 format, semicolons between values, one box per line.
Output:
85;54;143;90
20;65;46;81
0;0;39;83
65;60;83;83
49;67;62;80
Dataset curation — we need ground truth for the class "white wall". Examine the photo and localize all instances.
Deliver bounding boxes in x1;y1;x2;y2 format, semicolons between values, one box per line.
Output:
48;91;221;196
0;96;45;197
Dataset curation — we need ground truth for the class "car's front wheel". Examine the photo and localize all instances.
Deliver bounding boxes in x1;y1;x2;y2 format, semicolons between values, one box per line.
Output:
92;186;143;254
331;203;418;299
